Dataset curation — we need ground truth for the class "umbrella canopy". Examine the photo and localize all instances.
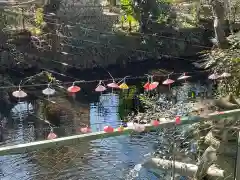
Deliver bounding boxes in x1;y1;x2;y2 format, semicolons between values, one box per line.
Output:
47;132;57;140
162;78;175;85
12;90;27;98
143;82;150;89
145;82;159;91
95;84;107;92
42;87;55;95
208;73;219;80
220;72;231;78
178;73;191;80
107;82;119;89
67;85;81;93
119;83;129;90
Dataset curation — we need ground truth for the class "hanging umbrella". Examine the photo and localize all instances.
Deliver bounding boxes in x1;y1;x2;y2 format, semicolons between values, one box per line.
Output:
220;72;231;78
118;76;129;90
12;82;27;98
107;81;119;89
163;75;175;90
149;81;159;90
177;73;191;81
47;130;57;140
95;84;107;92
95;81;107;92
67;82;81;93
144;75;159;91
42;84;55;96
119;82;129;90
208;73;219;80
162;78;175;85
144;82;150;90
12;89;27;98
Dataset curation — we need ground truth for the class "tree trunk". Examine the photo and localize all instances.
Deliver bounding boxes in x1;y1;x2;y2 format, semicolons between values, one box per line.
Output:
211;0;228;49
43;0;61;54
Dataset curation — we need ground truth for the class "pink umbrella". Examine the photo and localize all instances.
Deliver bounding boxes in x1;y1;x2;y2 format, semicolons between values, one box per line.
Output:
95;81;107;92
107;81;119;88
107;80;119;94
47;131;57;140
162;76;175;90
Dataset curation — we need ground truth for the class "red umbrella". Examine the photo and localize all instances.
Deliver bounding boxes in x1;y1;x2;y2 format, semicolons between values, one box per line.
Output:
144;82;150;90
175;116;181;125
144;75;159;91
149;82;159;90
67;83;81;93
151;120;160;127
104;126;114;133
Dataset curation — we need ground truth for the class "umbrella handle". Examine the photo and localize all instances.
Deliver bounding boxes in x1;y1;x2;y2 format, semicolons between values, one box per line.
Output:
18;80;23;90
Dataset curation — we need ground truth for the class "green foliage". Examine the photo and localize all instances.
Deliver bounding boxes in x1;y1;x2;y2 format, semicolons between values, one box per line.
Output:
118;85;137;118
31;8;44;35
120;0;139;30
205;36;240;97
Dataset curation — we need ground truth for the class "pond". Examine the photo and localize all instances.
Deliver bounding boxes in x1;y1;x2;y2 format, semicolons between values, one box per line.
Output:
0;82;211;180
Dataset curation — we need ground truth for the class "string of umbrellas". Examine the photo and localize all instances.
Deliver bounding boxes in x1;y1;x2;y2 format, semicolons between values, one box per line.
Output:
10;71;231;140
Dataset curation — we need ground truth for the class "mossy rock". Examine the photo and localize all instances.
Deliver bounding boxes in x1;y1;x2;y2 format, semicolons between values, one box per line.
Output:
45;103;74;126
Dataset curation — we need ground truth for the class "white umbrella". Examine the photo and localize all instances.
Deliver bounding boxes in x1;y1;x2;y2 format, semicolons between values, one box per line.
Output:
220;72;231;78
12;89;27;98
42;84;55;96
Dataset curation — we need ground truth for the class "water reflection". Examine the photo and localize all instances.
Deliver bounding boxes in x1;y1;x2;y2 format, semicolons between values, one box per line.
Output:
0;83;212;179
